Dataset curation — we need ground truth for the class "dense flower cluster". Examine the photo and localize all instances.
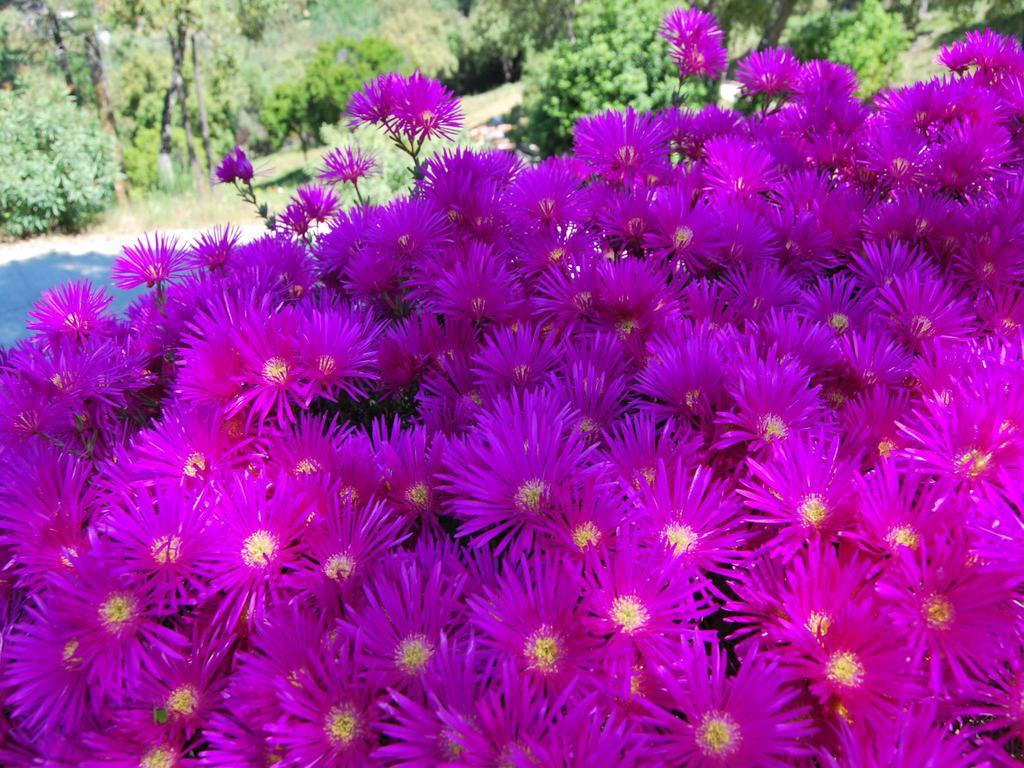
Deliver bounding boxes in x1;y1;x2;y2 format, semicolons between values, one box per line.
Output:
3;12;1024;766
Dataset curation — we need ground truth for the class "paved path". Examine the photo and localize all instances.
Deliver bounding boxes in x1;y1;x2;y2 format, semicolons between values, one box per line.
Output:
0;227;263;347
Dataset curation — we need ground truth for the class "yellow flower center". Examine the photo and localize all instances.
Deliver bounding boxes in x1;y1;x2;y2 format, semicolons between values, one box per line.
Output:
166;684;199;716
610;595;649;633
62;639;81;669
323;552;356;582
616;318;638;338
140;746;177;768
405;482;430;509
241;529;279;568
293;457;321;476
524;626;564;673
151;534;183;565
826;651;865;687
395;634;434;675
338;485;360;505
955;448;993;478
909;314;934;338
884;524;920;550
616;144;637;166
317;354;337;376
757;413;789;442
262;357;290;385
805;610;833;638
877;438;896;457
571;521;601;550
182;451;207;477
674;225;694;248
923;594;955;630
798;494;829;527
514;479;548;512
827;312;850;333
324;704;361;747
662;522;699;555
696;711;741;757
98;592;138;633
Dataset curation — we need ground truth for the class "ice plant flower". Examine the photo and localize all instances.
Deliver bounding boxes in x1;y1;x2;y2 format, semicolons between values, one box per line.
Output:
660;8;728;80
112;232;188;291
4;15;1024;766
214;145;254;185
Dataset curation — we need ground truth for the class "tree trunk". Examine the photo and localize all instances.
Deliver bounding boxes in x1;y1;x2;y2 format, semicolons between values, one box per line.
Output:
191;34;214;187
45;4;76;100
759;0;797;49
84;27;129;205
175;45;200;190
158;27;185;187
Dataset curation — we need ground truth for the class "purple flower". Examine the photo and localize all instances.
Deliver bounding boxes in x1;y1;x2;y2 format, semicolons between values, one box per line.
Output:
318;146;378;186
7;15;1024;763
27;279;113;342
660;8;728;80
737;47;801;99
112;232;189;290
214;145;254;184
349;71;463;143
574;107;670;185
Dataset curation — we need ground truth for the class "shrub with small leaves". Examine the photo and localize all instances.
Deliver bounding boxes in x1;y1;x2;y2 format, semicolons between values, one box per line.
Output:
0;77;117;238
787;0;911;96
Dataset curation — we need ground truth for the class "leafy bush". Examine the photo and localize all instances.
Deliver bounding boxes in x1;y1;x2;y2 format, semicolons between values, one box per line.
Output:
520;0;710;156
786;0;911;96
0;79;116;237
261;37;404;151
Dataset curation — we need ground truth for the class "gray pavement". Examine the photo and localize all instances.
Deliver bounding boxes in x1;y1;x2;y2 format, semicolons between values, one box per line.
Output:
0;227;263;347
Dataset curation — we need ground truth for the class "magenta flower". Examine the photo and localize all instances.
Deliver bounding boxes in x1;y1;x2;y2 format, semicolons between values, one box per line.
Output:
27;280;113;343
660;8;728;80
188;224;241;270
318;145;378;186
646;639;815;766
574;107;670;185
8;15;1024;763
214;145;254;184
112;232;189;290
737;47;801;100
204;475;309;629
469;554;596;686
349;71;463;144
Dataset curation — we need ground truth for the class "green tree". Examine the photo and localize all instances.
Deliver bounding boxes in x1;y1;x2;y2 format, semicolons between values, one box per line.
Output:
520;0;711;156
461;0;576;82
376;0;461;78
787;0;911;96
260;36;403;152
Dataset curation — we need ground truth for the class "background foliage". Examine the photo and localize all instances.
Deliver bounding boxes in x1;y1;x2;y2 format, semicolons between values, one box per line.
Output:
787;0;911;96
0;75;116;237
0;0;1018;237
519;0;711;156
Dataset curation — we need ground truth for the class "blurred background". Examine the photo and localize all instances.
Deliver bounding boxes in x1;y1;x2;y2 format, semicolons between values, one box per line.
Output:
0;0;1019;344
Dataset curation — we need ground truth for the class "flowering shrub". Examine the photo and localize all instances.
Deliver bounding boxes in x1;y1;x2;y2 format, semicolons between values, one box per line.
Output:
4;16;1024;767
